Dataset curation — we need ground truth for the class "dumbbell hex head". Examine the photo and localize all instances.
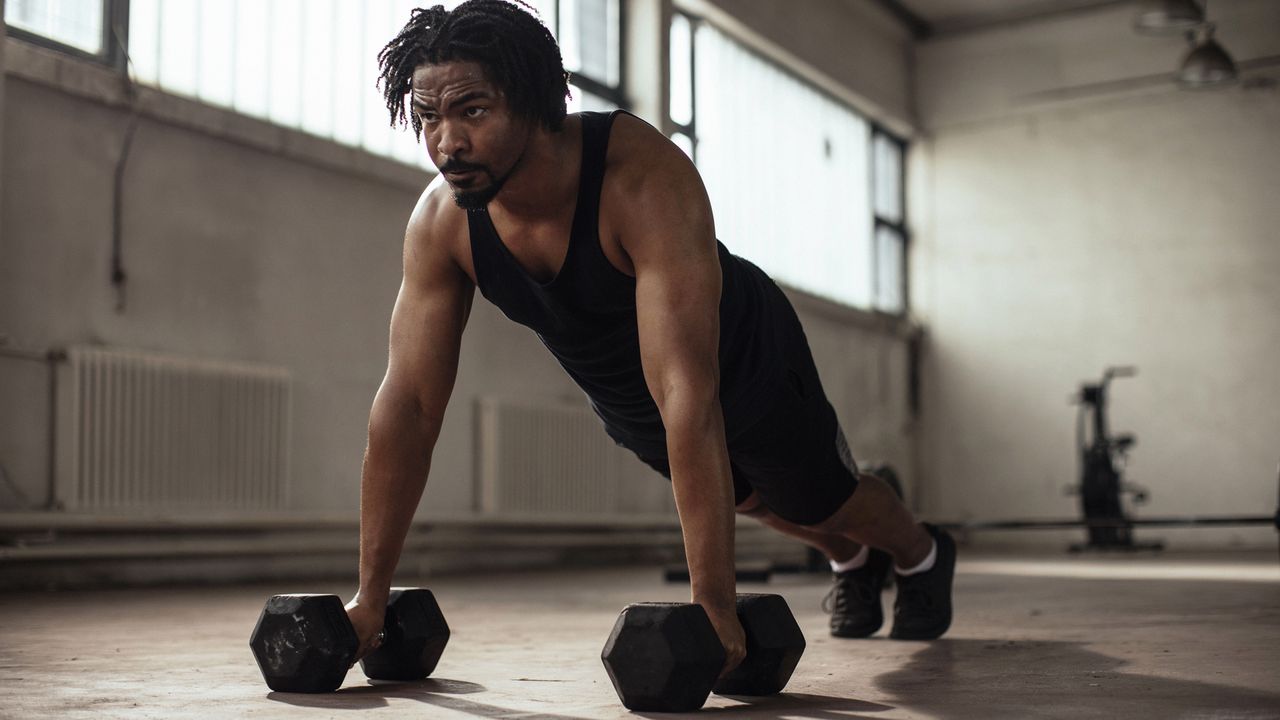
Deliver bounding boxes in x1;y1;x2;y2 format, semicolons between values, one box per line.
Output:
713;593;806;696
601;602;726;712
249;594;357;693
359;587;451;681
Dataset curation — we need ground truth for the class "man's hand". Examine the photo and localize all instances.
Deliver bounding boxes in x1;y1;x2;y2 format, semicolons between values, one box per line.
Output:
345;595;388;664
702;600;747;678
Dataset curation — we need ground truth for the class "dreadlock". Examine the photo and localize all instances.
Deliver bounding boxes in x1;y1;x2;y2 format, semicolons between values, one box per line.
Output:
377;1;570;140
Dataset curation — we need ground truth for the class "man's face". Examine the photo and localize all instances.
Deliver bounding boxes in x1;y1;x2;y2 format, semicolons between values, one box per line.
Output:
411;61;530;210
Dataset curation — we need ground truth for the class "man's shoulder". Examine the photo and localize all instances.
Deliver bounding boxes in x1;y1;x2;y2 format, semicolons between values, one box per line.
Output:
407;175;468;252
603;112;698;199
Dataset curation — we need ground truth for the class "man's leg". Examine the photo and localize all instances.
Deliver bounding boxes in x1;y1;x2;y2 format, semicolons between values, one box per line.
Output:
734;491;863;562
734;474;929;569
736;472;955;641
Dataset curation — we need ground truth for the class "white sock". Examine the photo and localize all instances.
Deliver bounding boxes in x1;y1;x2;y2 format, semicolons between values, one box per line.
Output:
895;539;937;576
829;545;870;573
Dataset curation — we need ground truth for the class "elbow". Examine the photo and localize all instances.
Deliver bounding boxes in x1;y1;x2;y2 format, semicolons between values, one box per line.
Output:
654;369;721;434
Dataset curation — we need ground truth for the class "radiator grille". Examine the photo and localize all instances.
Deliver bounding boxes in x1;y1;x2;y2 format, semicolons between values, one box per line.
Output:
60;347;291;512
476;397;624;517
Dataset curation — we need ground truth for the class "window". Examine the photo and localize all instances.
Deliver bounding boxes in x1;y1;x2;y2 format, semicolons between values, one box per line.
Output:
558;0;625;112
121;0;622;169
669;16;908;314
5;0;122;63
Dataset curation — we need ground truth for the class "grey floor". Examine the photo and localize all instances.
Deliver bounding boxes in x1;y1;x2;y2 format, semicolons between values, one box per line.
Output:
2;550;1278;719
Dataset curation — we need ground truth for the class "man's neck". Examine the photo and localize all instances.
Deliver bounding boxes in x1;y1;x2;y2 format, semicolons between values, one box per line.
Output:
488;116;580;222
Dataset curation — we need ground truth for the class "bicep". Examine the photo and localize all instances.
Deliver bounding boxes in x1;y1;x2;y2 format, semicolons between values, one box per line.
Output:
376;219;474;436
625;144;723;410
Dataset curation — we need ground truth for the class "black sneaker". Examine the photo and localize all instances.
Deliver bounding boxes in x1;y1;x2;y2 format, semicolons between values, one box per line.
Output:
822;548;892;638
890;523;956;640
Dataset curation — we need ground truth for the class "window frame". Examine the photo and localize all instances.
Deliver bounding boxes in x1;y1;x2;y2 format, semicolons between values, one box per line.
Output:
871;124;910;316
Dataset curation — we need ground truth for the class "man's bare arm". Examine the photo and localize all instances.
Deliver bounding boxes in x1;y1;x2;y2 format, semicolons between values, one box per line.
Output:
349;182;474;657
611;116;745;675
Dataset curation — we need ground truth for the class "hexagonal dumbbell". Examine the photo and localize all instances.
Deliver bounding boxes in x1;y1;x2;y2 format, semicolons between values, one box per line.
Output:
712;593;806;696
249;588;449;693
600;593;806;711
601;602;726;712
359;588;451;681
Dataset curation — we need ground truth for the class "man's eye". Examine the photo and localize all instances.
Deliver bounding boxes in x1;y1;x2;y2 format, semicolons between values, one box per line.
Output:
465;106;488;118
419;113;439;124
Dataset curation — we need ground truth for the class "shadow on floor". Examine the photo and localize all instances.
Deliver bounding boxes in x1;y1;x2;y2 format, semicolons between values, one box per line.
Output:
266;677;895;719
269;677;608;719
875;638;1280;720
681;692;895;719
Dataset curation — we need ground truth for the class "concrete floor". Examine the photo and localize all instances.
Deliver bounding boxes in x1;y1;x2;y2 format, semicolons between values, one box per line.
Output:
2;551;1278;719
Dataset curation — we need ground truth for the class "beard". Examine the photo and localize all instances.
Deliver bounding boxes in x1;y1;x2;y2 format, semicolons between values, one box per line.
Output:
440;160;511;211
451;175;507;210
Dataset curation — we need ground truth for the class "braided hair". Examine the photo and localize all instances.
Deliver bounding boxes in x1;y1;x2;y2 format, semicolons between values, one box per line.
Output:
377;1;571;140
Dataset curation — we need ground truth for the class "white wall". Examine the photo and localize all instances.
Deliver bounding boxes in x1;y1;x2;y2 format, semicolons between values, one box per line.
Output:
911;1;1280;546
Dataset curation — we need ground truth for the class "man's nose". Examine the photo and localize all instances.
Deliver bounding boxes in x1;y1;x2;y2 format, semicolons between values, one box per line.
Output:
436;120;470;158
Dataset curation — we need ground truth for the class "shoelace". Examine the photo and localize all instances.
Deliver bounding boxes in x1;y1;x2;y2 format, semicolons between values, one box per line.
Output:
821;573;880;613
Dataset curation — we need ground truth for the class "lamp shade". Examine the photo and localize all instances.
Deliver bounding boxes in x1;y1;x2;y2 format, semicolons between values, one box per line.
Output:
1177;24;1238;89
1133;0;1204;35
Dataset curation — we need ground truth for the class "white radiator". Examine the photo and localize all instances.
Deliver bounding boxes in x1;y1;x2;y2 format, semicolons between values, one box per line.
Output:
476;396;628;517
55;347;291;512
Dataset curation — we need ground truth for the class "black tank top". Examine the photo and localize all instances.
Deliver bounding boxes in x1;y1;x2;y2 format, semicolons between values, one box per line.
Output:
467;110;790;454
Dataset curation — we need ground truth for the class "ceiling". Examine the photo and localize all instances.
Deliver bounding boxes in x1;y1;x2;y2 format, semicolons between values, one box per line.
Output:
876;0;1131;38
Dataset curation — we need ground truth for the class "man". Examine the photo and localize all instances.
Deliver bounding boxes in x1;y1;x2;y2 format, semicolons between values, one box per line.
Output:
345;0;956;675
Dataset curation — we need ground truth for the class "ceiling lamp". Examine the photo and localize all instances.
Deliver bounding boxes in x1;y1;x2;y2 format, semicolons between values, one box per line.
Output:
1133;0;1204;35
1176;23;1239;89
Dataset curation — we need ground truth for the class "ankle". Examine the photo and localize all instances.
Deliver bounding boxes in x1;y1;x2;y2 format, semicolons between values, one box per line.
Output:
893;525;935;570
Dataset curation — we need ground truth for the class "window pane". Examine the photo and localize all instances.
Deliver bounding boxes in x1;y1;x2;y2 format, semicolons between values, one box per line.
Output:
568;85;617;114
128;0;161;85
298;0;336;138
231;0;270;118
694;24;873;309
875;225;905;314
6;0;103;54
560;0;619;87
670;132;694;161
157;0;199;98
198;0;236;107
874;133;903;224
669;14;693;127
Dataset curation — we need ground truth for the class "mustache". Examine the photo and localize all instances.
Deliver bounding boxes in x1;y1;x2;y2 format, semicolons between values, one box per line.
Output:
439;159;487;174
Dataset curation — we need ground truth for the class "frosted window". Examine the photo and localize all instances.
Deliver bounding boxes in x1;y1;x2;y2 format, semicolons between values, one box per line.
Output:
671;132;694;160
874;133;903;225
6;0;103;54
693;24;873;309
124;0;613;173
875;226;905;314
568;85;617;114
669;14;693;128
561;0;619;87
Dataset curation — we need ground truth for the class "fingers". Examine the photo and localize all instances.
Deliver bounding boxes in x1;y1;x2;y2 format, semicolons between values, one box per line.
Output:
718;648;746;679
352;628;386;665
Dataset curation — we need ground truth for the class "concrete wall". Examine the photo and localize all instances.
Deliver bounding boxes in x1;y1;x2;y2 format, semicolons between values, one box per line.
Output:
911;1;1280;546
0;0;916;528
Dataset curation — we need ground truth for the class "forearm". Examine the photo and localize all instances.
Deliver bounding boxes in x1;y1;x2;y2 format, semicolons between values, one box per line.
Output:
356;394;438;608
665;397;737;610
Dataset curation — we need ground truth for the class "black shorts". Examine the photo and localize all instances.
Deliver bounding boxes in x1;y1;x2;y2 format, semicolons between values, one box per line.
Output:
623;339;860;527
